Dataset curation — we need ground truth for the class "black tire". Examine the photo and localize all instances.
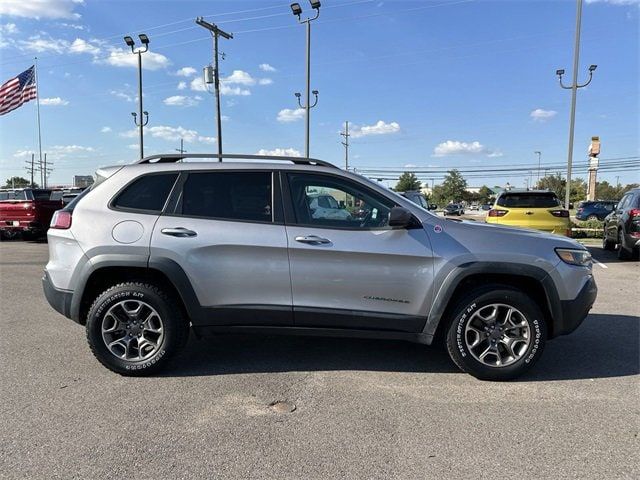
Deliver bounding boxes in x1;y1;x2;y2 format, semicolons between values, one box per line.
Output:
86;282;188;376
602;230;615;251
616;230;632;260
445;286;547;381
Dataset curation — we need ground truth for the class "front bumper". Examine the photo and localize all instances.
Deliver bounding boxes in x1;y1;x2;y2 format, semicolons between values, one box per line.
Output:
556;275;597;337
42;270;74;320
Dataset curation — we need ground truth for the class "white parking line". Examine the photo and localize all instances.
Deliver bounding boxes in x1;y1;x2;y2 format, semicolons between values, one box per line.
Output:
593;258;608;269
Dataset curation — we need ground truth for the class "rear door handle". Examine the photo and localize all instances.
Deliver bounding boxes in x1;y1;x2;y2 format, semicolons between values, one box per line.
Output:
161;227;197;238
295;235;331;245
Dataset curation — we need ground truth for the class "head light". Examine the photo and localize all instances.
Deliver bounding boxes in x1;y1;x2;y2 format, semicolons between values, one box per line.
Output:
555;248;592;267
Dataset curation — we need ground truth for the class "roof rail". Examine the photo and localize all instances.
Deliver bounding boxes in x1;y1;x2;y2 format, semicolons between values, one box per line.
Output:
136;153;338;168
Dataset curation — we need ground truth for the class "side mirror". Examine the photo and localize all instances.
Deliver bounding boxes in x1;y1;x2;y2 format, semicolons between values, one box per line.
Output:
429;204;438;211
339;200;345;208
389;206;414;228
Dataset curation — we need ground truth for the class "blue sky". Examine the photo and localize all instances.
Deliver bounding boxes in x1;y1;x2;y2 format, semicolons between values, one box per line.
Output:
0;0;638;188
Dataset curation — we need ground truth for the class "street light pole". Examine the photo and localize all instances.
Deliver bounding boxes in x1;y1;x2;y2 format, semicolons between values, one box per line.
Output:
196;17;233;160
556;0;597;210
291;1;321;159
124;34;150;160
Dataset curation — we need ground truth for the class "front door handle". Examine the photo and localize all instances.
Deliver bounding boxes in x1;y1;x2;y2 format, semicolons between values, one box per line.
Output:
161;227;197;238
295;235;331;245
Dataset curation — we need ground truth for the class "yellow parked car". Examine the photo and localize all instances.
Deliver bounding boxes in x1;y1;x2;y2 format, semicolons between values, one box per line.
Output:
486;190;571;237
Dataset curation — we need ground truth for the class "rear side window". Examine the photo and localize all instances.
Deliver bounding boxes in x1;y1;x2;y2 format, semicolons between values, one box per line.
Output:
113;173;178;212
497;193;560;208
179;172;272;222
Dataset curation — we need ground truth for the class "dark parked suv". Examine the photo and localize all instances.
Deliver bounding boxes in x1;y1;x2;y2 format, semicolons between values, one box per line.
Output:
575;201;617;221
602;188;640;260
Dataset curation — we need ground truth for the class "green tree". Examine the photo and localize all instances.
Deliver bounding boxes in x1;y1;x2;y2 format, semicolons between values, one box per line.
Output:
440;169;467;204
395;172;422;191
478;185;494;204
537;174;588;205
3;176;32;188
596;181;638;200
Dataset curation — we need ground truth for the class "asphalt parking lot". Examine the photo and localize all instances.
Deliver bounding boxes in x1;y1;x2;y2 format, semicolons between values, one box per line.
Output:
0;241;638;479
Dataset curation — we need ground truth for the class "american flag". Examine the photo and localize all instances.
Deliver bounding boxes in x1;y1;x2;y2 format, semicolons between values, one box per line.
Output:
0;66;37;116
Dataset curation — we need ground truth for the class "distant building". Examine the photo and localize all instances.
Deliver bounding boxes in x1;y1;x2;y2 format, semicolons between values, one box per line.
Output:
73;175;94;188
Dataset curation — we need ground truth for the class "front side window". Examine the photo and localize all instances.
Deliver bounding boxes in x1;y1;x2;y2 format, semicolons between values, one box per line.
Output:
179;171;272;222
287;173;395;229
113;173;178;212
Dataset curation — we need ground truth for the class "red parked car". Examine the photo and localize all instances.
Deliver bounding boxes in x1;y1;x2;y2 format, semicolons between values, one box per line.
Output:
0;189;63;240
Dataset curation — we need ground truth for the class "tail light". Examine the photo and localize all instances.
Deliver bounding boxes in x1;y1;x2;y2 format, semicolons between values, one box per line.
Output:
577;208;583;214
50;210;72;229
488;209;507;217
550;209;570;218
629;209;640;218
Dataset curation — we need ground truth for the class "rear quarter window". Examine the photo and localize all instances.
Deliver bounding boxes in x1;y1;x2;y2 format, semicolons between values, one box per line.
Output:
497;193;560;208
112;173;178;212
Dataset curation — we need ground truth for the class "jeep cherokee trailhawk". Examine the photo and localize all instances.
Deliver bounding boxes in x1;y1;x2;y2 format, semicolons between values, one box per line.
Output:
43;154;597;380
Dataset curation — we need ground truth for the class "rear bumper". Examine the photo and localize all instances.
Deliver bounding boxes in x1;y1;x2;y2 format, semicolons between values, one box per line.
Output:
556;276;597;337
1;220;44;232
42;270;75;321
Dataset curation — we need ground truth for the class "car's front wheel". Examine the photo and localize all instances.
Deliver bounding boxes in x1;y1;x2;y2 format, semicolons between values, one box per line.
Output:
616;230;632;260
86;282;188;376
445;286;547;381
602;229;615;251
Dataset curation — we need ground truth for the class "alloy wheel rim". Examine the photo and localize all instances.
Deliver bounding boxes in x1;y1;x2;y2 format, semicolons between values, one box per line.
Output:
464;303;531;368
101;300;164;361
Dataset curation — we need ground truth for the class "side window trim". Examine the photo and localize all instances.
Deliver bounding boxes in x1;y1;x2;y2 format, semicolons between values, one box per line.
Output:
163;170;281;225
110;171;180;215
282;171;400;231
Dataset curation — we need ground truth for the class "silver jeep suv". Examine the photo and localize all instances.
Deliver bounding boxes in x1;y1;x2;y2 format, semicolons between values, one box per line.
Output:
43;154;597;380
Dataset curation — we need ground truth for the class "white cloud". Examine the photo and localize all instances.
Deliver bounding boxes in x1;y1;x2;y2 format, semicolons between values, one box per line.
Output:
104;48;170;70
163;95;200;107
176;66;197;77
190;72;253;96
0;23;18;35
190;77;207;92
530;108;558;122
128;144;138;150
433;140;499;157
258;78;273;85
222;70;256;86
100;126;111;133
124;125;216;144
110;90;134;102
256;148;301;157
19;35;69;53
50;144;94;153
0;0;85;20
277;108;305;123
259;63;276;72
69;37;99;55
14;150;35;158
40;97;69;106
350;120;400;138
177;81;187;90
58;22;85;30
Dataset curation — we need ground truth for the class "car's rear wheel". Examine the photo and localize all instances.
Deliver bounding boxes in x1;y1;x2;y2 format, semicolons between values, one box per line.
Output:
617;230;632;260
602;229;615;251
587;214;598;221
445;286;546;381
86;282;188;376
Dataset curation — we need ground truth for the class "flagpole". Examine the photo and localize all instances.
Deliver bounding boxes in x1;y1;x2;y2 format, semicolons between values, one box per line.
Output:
34;57;43;187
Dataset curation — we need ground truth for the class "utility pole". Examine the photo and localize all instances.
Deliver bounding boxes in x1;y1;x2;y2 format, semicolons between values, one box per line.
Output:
534;151;542;186
556;0;597;210
124;34;150;160
196;17;233;160
175;138;187;154
340;121;350;170
25;153;35;187
290;1;321;159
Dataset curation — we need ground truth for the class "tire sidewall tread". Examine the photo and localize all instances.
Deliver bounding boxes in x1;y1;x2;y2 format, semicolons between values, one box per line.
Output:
445;286;547;381
86;282;187;376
